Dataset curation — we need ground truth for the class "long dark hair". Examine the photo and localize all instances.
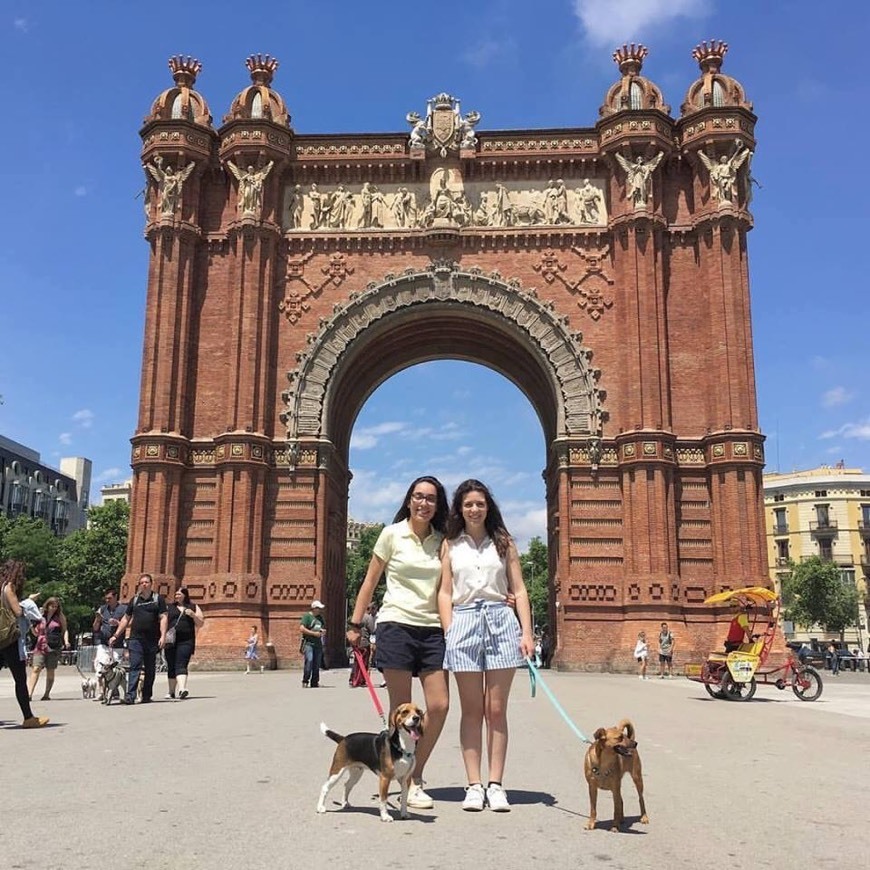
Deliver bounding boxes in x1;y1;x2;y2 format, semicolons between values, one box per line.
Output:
0;559;26;593
392;475;449;534
177;586;192;607
446;479;512;558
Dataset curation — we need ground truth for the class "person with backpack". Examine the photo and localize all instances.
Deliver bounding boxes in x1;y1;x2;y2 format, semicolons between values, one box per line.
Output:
108;573;168;704
0;559;49;728
27;596;69;700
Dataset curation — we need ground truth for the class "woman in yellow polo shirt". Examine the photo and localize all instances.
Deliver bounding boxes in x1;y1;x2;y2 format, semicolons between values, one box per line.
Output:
346;475;449;810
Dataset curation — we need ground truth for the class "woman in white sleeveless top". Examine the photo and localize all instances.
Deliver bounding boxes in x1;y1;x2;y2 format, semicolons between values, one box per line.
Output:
438;480;534;812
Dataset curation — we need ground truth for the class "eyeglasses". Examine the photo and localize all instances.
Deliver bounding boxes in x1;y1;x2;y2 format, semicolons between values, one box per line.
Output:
410;493;437;505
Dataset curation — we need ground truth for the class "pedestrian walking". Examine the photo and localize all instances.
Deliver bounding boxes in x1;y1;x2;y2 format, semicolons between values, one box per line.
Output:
245;625;259;673
634;631;648;679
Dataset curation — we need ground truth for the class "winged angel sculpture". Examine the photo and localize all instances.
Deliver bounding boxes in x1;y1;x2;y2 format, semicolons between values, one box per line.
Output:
698;142;752;204
147;157;195;217
615;151;664;208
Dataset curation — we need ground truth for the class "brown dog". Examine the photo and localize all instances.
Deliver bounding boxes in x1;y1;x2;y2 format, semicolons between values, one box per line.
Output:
317;702;424;822
584;719;649;831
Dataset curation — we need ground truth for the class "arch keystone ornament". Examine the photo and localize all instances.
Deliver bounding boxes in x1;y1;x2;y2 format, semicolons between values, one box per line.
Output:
128;46;768;671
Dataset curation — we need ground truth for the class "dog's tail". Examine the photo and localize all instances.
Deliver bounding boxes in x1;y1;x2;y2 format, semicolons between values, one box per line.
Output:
618;719;635;740
320;722;344;744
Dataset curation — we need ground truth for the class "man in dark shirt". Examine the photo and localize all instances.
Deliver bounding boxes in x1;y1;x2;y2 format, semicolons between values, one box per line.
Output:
109;574;168;704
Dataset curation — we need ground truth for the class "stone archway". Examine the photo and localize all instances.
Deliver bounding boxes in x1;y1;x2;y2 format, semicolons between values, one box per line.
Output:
282;260;605;447
280;260;607;658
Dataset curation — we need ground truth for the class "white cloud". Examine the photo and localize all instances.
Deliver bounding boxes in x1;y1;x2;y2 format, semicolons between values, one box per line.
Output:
74;185;88;197
13;18;29;33
59;432;72;445
820;418;870;441
463;36;516;68
72;408;94;428
572;0;711;46
351;421;407;450
822;386;853;408
95;467;124;483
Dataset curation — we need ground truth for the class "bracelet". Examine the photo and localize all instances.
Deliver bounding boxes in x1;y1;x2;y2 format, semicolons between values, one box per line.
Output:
346;621;362;630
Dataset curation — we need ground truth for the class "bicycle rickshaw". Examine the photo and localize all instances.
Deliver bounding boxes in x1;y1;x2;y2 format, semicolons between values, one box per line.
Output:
685;586;823;702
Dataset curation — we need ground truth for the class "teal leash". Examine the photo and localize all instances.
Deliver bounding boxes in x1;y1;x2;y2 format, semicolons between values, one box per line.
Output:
525;656;592;744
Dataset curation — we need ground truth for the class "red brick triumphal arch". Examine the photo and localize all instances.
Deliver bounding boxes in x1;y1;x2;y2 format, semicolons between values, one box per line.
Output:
127;42;769;669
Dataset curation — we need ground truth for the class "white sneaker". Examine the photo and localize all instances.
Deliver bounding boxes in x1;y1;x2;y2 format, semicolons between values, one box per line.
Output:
638;675;644;680
486;783;511;812
407;783;434;809
462;783;486;812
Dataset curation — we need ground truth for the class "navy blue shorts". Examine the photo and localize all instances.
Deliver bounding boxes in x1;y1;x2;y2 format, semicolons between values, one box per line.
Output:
375;622;445;676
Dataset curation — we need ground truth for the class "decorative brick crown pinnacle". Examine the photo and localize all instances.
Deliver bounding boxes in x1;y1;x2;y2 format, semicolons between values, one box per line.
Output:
246;54;279;86
168;55;202;88
612;43;648;76
692;40;728;73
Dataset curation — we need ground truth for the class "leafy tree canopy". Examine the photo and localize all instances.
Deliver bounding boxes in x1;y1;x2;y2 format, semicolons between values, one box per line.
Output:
519;536;549;630
345;524;384;605
782;556;861;636
0;502;130;636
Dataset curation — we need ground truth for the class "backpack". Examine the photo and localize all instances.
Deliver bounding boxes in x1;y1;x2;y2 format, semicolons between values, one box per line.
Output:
0;584;22;650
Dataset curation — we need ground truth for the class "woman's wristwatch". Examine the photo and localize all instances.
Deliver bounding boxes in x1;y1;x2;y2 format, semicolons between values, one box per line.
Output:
346;621;362;630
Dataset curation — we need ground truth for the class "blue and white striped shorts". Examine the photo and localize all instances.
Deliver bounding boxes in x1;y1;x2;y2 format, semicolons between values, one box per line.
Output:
443;600;524;672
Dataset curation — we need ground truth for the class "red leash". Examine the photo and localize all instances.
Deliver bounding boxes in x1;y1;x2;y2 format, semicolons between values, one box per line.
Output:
352;647;387;729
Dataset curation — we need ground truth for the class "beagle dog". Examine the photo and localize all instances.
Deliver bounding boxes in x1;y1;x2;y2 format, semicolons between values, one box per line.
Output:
317;702;424;822
583;718;649;832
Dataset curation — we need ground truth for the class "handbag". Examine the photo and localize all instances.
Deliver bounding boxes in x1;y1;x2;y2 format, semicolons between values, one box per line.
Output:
165;610;182;646
0;584;22;650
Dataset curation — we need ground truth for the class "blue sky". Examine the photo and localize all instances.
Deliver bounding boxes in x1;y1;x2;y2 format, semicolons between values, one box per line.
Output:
1;1;869;551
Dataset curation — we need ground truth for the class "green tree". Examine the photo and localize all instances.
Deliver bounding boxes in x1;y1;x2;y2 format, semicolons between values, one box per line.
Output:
0;515;60;588
519;536;549;630
57;500;130;634
345;524;384;604
782;556;861;637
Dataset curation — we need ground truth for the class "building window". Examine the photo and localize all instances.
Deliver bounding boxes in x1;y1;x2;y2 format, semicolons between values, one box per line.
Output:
772;493;784;502
819;540;833;560
815;504;831;527
814;490;828;498
773;508;787;535
860;490;870;498
776;539;789;564
629;81;643;110
861;504;870;527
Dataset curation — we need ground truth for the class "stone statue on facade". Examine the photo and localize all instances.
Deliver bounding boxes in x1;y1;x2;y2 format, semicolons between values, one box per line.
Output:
406;111;430;149
391;187;415;228
698;141;752;205
615;151;664;208
327;184;354;229
286;183;304;228
492;183;512;227
543;179;571;225
421;174;471;227
576;179;603;224
146;156;195;218
228;160;274;217
358;182;386;229
459;110;481;149
309;183;326;229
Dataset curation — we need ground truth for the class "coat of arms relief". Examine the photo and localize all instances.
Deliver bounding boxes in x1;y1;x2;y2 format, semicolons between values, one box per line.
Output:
406;92;481;156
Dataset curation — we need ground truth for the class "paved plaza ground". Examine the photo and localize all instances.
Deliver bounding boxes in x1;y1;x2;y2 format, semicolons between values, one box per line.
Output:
3;663;867;869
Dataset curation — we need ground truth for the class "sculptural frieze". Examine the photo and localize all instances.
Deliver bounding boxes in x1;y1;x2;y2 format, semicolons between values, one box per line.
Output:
406;93;481;156
282;174;607;232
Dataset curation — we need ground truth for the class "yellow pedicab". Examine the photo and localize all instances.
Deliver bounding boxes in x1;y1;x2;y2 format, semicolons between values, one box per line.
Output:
685;586;823;702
